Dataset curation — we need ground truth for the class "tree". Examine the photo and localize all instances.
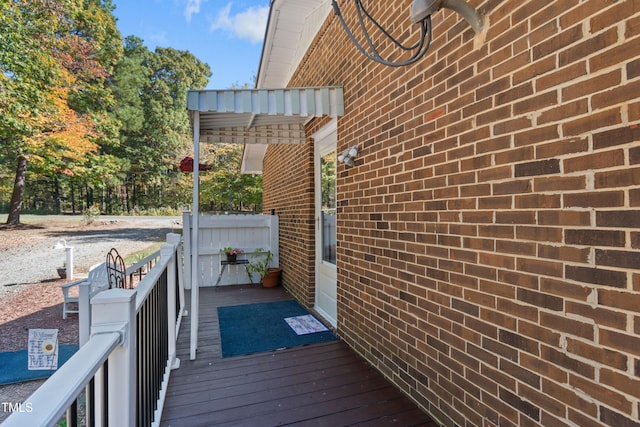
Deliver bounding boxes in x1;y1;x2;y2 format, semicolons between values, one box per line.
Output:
200;144;262;213
1;0;122;224
1;0;61;223
112;41;211;211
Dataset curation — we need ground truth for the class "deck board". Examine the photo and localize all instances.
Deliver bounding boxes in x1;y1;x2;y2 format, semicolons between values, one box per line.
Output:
161;285;436;426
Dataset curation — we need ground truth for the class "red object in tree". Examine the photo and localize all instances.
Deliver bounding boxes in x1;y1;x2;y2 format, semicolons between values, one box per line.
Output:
179;157;212;172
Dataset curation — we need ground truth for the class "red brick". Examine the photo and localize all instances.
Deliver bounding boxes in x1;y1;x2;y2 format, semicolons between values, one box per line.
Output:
535;136;588;158
564;191;625;208
534;175;586;192
562;69;622;102
536;61;587;92
541;346;595;378
599;406;640;427
264;2;640;426
598;289;640;313
538;210;591;226
566;301;627;330
595;167;640;189
564;149;625;173
599;328;640;355
540;312;594;340
532;24;582;61
600;368;640;399
543;378;597;418
565;229;625;247
596;210;640;228
562;108;622;137
593;125;640;150
566;265;627;288
569;375;632;415
591;37;640;73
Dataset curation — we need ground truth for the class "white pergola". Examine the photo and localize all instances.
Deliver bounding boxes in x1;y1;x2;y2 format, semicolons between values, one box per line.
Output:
186;86;344;359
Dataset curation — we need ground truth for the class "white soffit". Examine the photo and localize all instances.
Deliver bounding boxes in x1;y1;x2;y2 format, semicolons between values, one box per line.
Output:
241;143;267;174
188;86;344;145
239;0;334;174
258;0;332;88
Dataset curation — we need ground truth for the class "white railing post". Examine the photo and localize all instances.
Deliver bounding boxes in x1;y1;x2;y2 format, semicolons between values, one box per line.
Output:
78;280;91;346
182;210;192;290
167;232;185;323
91;288;137;426
161;238;179;370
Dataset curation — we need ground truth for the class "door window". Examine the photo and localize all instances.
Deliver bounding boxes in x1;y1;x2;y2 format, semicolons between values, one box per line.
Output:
321;152;336;264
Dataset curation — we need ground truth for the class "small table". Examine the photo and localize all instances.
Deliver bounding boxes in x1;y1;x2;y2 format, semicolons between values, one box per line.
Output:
216;259;250;286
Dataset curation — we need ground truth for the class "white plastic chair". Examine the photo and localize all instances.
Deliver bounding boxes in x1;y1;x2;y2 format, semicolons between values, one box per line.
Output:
59;262;108;319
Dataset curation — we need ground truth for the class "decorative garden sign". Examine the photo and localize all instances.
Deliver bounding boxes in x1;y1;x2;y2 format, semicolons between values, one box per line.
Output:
27;329;59;371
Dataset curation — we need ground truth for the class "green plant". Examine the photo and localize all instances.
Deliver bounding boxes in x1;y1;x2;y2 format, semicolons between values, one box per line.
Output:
221;247;243;256
124;242;163;265
246;248;273;281
82;204;101;224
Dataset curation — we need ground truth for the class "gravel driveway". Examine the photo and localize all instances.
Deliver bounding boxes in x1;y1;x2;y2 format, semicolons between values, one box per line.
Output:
0;215;182;295
0;215;183;421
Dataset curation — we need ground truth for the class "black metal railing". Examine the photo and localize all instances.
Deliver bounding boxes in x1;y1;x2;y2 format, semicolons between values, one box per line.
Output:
136;269;169;426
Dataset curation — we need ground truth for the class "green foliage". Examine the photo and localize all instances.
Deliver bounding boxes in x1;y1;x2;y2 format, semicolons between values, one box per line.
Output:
200;144;263;213
0;0;60;141
0;1;262;218
246;249;274;281
83;204;101;224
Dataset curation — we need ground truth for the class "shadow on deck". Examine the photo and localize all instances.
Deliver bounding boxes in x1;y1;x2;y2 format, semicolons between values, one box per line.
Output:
161;285;436;426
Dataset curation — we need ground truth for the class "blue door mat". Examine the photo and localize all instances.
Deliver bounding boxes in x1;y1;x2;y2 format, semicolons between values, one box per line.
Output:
217;300;336;358
0;345;79;385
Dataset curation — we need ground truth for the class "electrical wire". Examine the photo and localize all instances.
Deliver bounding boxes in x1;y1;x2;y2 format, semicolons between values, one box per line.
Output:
332;0;432;67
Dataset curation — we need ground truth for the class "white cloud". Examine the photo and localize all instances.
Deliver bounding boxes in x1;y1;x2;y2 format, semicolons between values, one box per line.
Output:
185;0;203;23
210;3;269;44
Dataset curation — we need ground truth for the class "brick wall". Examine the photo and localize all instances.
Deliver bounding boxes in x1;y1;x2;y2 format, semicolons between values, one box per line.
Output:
261;136;314;305
262;0;640;425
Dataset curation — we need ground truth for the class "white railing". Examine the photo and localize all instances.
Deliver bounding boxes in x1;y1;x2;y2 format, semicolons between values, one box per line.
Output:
4;233;185;427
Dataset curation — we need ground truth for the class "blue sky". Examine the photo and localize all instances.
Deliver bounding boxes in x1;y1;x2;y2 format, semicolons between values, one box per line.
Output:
111;0;270;89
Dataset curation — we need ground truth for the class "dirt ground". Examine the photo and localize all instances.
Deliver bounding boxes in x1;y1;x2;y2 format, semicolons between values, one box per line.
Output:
0;215;179;422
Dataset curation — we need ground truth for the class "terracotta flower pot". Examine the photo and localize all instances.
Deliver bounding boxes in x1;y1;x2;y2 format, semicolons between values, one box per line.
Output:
262;268;282;288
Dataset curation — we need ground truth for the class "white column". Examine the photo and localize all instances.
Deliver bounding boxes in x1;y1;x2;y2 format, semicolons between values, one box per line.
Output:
182;210;192;290
78;281;91;346
190;111;200;360
161;238;179;370
65;246;74;280
91;289;137;426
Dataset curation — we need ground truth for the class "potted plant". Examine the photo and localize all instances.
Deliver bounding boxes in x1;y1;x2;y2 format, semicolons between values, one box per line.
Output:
57;262;67;279
221;247;243;263
246;248;281;287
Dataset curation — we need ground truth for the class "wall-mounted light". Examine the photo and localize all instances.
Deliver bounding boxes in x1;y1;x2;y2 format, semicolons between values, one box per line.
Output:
338;145;359;167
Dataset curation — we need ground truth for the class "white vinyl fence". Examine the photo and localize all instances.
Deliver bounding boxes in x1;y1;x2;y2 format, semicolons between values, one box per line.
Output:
182;212;279;287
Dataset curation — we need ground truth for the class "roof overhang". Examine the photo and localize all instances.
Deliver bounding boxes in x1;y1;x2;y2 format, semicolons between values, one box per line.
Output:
239;0;334;174
257;0;332;88
187;86;344;173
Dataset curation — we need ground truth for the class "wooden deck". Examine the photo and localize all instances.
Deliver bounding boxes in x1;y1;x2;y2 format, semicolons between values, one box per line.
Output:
160;285;436;426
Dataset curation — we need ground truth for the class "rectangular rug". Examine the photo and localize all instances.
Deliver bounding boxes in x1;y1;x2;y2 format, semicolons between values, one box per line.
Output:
0;345;79;385
217;300;336;358
285;315;329;335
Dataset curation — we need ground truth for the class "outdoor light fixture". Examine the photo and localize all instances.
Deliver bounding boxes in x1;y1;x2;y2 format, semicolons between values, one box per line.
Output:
53;239;74;280
338;145;359;167
332;0;484;67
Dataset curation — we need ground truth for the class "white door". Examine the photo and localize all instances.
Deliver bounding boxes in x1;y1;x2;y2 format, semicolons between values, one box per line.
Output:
314;120;338;327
